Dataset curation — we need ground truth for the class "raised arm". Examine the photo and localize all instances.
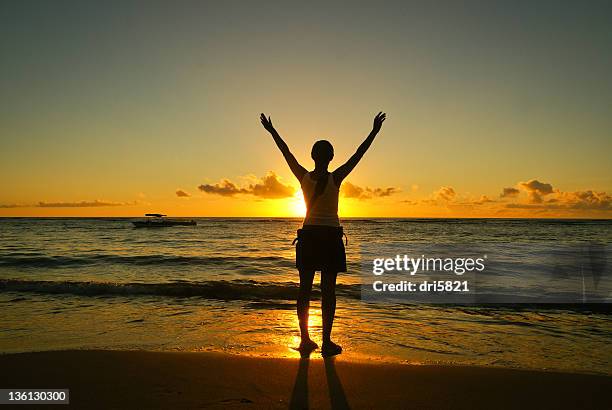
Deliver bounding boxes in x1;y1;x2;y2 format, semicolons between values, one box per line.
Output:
260;113;307;181
333;112;386;184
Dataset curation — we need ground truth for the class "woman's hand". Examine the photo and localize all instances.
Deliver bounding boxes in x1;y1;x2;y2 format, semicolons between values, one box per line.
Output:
260;113;276;134
333;111;387;184
372;112;387;134
259;113;307;181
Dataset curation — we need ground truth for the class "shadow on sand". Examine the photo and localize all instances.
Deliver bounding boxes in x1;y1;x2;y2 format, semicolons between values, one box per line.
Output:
289;355;350;409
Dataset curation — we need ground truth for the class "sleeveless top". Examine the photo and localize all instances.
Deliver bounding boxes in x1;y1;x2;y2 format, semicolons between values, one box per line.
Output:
300;172;340;227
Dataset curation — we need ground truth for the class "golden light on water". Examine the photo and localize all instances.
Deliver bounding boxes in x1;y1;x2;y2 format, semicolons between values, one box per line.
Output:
308;308;322;332
286;307;323;356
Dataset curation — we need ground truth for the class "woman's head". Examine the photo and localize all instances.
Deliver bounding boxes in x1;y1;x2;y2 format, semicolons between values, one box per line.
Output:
311;140;334;164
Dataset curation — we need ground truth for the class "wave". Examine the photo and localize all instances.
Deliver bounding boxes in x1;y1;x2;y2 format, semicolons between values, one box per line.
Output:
1;279;608;313
0;254;293;268
0;278;361;301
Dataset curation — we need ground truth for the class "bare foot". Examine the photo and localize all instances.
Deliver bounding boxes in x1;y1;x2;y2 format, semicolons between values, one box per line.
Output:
298;338;318;355
321;341;342;357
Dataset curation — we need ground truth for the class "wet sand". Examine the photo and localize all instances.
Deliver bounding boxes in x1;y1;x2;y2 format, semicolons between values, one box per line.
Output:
0;350;610;409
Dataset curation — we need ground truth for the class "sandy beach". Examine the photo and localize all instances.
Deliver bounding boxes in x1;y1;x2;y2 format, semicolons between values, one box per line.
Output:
1;350;610;409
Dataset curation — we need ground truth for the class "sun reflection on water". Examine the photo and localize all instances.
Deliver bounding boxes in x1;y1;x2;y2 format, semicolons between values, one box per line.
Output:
283;308;323;357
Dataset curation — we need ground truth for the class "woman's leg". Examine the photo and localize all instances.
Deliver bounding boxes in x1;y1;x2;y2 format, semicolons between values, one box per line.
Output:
320;270;340;351
298;269;316;345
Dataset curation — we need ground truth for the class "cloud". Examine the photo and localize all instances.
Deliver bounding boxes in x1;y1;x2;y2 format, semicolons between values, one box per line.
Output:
400;186;458;206
434;186;456;201
396;178;611;216
0;203;24;208
1;199;141;208
520;179;554;194
198;179;248;197
401;188;498;210
505;189;611;211
449;195;497;207
372;187;400;197
505;203;547;209
341;181;400;200
198;172;295;199
518;179;554;203
37;200;136;208
248;172;295;199
493;178;611;213
500;187;520;198
341;182;366;199
556;190;611;210
509;179;610;211
175;189;191;198
472;195;495;205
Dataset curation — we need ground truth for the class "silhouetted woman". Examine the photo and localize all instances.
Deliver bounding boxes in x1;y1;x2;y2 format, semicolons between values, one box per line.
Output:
260;112;386;356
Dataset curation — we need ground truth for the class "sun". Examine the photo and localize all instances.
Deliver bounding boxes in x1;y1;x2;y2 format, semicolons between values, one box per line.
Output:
291;190;307;217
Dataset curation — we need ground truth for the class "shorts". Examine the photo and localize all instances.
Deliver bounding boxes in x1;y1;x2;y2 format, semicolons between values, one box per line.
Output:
294;225;347;272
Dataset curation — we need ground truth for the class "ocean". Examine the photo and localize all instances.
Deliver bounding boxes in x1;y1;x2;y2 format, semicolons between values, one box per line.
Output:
1;218;610;375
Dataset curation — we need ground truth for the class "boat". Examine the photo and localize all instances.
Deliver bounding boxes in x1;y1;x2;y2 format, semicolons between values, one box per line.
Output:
132;213;197;228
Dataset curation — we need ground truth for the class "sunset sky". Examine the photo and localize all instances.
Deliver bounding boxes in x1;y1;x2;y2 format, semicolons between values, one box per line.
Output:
1;1;611;217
